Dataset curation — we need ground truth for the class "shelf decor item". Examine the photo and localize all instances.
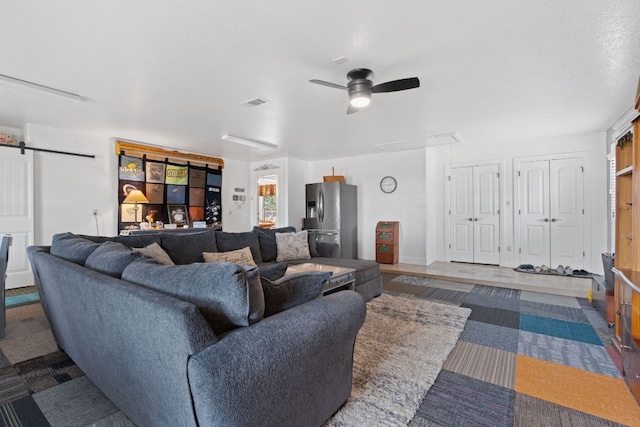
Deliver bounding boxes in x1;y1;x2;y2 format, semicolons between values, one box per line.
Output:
0;132;17;146
323;166;345;183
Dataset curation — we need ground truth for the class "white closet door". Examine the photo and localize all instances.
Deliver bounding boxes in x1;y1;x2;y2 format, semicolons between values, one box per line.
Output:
473;165;500;264
549;157;584;269
450;167;474;262
518;160;551;267
0;147;34;289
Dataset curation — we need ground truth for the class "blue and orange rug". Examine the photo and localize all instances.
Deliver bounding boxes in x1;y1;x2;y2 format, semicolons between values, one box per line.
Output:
384;277;640;426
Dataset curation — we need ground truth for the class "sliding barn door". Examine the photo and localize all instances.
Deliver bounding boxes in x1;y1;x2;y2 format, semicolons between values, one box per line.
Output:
0;146;34;289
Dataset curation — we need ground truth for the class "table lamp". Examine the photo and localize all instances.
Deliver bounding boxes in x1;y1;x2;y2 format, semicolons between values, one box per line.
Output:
123;189;149;225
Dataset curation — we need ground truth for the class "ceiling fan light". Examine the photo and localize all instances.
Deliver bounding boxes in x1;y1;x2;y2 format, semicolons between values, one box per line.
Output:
350;95;371;108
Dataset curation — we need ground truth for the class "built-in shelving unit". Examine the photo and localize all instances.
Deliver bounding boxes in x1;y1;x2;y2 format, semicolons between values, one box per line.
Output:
613;114;640;403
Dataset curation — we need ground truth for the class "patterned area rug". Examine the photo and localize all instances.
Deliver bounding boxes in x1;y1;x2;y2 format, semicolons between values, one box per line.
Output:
1;294;470;427
391;275;435;286
325;293;471;426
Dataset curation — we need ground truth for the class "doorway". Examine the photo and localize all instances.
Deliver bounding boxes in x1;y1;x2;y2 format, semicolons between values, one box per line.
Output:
257;175;278;229
449;164;501;265
515;155;585;269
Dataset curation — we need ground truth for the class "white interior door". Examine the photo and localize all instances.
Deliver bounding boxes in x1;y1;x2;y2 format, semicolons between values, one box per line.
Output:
473;165;500;264
517;156;584;269
0;146;34;289
549;158;584;268
450;164;500;264
450;167;474;263
518;160;551;267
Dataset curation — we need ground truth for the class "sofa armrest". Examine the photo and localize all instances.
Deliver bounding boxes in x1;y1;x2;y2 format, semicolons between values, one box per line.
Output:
316;241;340;257
188;290;366;427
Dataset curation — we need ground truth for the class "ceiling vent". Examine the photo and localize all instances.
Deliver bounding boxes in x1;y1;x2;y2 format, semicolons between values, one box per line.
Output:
240;97;268;107
374;132;463;152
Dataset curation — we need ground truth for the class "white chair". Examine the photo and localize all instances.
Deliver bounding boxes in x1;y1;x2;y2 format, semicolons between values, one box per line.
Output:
0;234;12;339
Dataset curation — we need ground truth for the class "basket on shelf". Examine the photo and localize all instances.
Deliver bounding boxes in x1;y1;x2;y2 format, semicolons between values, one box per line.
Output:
0;132;17;146
323;167;345;183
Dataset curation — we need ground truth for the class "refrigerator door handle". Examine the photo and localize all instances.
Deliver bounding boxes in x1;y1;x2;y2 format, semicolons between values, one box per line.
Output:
319;190;324;223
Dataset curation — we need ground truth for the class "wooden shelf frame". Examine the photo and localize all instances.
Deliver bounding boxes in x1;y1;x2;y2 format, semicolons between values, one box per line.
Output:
115;140;224;168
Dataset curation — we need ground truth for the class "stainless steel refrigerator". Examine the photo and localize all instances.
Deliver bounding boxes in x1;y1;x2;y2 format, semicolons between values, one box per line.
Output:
303;182;357;258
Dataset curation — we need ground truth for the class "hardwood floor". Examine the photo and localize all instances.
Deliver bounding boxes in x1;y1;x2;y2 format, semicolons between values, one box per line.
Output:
378;261;591;298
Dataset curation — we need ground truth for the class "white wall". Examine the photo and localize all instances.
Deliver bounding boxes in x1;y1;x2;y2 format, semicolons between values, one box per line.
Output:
427;131;608;273
26;124;117;244
308;152;427;264
221;158;251;232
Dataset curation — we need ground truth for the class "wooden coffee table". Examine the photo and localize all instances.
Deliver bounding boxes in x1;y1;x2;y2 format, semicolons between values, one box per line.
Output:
285;263;356;295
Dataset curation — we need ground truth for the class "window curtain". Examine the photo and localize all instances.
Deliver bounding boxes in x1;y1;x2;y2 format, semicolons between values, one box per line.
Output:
258;184;277;196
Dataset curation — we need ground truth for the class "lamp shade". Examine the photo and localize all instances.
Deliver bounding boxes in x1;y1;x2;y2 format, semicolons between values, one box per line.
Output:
123;189;149;204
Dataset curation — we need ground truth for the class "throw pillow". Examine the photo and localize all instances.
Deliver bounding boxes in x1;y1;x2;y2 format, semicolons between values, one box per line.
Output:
261;271;331;316
203;247;257;267
275;230;311;262
133;242;175;266
50;232;101;265
215;231;262;263
252;226;296;262
122;259;265;335
160;230;217;264
85;241;142;278
258;262;288;281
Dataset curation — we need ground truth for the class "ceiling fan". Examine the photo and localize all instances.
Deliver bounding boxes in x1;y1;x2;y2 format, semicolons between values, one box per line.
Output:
309;68;420;114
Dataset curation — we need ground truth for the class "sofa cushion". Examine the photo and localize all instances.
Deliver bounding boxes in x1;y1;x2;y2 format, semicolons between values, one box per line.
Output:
160;230;217;264
276;230;311;262
252;226;296;262
306;231;320;257
258;262;288;281
113;234;161;249
122;259;264;335
215;231;262;263
85;241;142;278
133;242;175;265
261;271;330;316
203;247;257;267
51;232;101;265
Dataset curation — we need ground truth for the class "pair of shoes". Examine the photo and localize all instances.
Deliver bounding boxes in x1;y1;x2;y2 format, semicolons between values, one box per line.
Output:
517;264;534;271
540;265;549;273
534;266;542;273
556;265;565;274
573;269;589;276
564;266;572;275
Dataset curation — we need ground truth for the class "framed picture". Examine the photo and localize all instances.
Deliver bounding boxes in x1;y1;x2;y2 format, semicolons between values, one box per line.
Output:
167;205;189;226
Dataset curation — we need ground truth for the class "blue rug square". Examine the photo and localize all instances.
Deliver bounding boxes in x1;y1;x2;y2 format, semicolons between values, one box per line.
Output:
519;313;602;346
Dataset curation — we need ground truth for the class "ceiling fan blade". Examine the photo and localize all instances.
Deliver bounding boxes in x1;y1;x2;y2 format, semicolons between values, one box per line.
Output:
347;104;359;115
309;79;348;90
371;77;420;93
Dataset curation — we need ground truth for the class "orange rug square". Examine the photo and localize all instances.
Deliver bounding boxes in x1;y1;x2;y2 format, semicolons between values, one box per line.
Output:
515;354;640;426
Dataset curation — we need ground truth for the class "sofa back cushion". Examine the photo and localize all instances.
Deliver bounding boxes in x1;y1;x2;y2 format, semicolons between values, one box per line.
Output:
122;259;264;334
113;234;161;249
51;232;101;265
215;231;262;263
85;241;143;278
160;230;217;264
252;226;296;262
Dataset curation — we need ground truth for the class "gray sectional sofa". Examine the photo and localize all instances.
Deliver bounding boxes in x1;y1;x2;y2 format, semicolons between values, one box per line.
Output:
27;228;380;426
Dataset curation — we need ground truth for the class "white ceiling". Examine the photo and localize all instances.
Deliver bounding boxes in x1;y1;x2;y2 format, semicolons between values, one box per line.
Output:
1;1;639;162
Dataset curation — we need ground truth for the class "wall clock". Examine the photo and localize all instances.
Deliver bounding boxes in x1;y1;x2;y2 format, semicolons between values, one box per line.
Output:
380;176;397;193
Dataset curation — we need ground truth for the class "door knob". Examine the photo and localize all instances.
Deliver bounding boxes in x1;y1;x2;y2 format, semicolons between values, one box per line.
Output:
473;218;479;221
551;218;561;222
467;218;473;221
541;218;549;222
